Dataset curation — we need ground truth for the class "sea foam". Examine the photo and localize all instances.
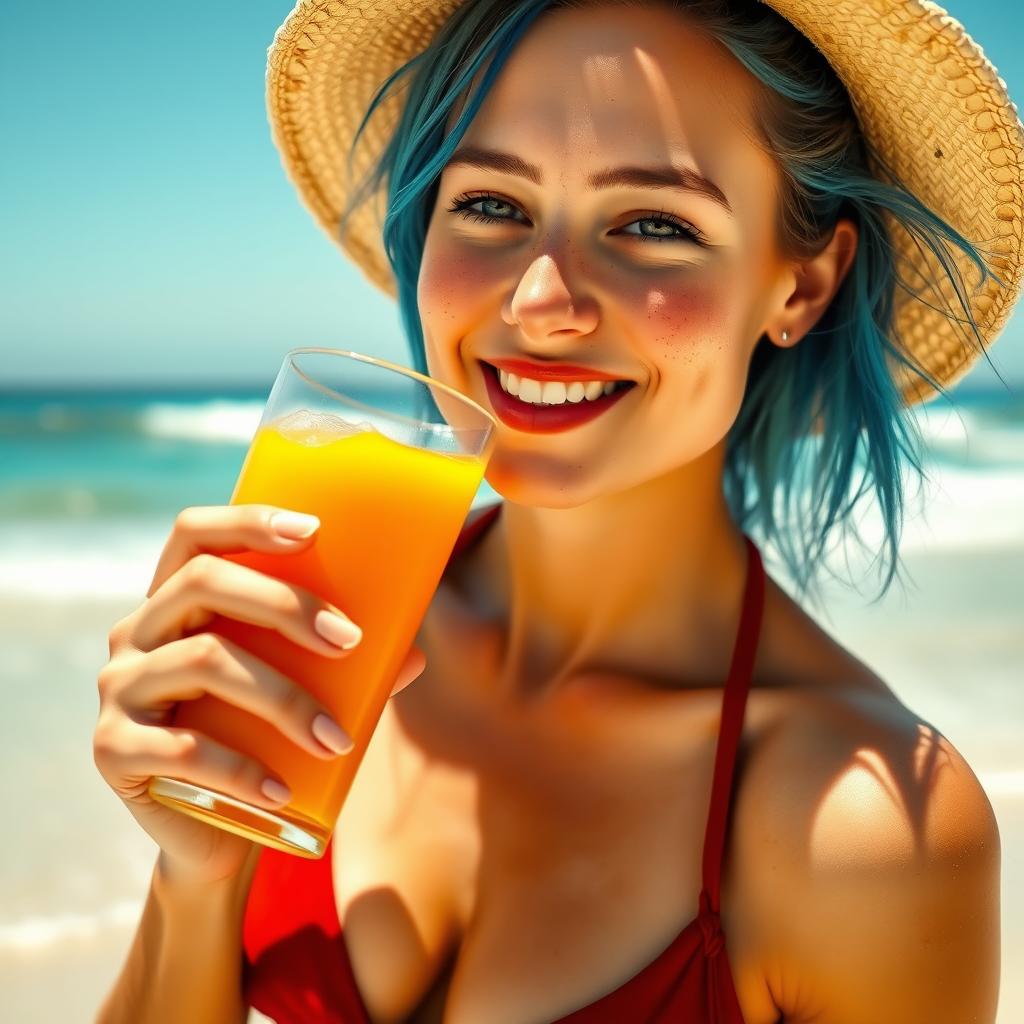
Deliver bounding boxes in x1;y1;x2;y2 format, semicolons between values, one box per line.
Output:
139;400;264;443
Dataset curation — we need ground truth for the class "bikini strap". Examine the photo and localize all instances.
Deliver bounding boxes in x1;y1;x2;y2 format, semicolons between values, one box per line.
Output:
699;534;765;915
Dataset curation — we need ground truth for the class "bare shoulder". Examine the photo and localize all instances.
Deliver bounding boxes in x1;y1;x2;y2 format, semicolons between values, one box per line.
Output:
732;682;1001;1023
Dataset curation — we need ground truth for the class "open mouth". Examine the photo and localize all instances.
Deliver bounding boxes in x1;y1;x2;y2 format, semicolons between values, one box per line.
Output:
480;361;637;434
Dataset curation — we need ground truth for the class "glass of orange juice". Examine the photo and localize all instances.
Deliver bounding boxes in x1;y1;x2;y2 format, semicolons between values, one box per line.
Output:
147;348;497;858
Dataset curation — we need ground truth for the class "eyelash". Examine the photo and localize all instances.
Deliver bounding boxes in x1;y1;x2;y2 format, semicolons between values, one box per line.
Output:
445;191;705;246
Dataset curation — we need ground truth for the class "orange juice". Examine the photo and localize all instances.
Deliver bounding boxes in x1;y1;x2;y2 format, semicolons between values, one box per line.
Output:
166;415;486;856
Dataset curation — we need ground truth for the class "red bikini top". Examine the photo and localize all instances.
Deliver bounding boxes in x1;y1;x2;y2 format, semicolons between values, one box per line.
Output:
242;501;764;1023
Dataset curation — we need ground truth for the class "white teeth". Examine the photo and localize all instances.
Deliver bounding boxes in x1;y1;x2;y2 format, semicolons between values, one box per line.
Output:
518;376;544;403
497;368;624;406
540;380;568;404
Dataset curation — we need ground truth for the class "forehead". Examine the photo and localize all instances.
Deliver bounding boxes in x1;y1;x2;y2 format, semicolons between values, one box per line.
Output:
451;2;768;181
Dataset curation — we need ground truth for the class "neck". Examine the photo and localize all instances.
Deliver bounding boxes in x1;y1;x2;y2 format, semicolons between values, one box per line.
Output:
470;440;752;703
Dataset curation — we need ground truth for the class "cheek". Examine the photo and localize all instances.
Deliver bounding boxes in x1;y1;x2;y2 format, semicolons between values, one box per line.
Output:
640;279;752;443
640;283;732;366
418;241;494;330
418;236;502;388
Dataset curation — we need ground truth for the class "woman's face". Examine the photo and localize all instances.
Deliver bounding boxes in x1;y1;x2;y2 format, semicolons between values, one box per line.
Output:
419;2;796;507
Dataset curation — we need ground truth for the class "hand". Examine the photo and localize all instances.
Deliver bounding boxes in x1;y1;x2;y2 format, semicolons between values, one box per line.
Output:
92;504;428;885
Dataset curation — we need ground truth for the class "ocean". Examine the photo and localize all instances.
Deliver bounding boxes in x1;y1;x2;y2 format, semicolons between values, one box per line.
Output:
2;384;1023;598
1;383;1022;1022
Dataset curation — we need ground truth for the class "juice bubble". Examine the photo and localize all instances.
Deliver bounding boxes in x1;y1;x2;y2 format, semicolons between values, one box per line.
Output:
272;409;376;447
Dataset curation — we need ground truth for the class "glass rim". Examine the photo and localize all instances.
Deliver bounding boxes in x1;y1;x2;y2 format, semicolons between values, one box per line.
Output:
284;347;498;431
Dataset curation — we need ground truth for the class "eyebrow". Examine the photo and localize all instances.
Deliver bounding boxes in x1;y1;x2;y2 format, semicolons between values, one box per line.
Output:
443;145;733;215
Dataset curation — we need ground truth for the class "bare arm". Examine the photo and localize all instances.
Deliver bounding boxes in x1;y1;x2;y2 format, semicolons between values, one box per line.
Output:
741;700;1001;1024
799;734;1001;1024
96;846;262;1024
91;504;426;1022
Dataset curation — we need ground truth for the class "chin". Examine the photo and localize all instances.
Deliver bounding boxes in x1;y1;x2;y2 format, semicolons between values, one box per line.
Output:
483;455;604;510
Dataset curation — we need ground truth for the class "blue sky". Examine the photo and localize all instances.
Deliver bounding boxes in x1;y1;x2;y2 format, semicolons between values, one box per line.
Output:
2;0;1021;391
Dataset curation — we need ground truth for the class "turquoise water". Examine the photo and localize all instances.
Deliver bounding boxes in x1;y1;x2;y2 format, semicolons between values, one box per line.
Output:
0;386;504;597
0;388;258;519
0;384;1021;597
0;385;501;522
3;385;1022;517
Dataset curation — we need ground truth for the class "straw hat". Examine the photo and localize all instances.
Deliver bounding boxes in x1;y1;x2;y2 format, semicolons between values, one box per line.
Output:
265;0;1023;408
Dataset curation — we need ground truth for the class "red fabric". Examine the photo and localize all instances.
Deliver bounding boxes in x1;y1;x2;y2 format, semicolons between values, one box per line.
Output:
243;502;764;1023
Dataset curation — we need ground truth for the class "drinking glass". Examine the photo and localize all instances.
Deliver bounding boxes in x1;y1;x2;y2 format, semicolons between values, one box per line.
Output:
147;348;497;857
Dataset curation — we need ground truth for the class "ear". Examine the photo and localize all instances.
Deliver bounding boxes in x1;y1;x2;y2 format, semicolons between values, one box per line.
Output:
770;217;858;349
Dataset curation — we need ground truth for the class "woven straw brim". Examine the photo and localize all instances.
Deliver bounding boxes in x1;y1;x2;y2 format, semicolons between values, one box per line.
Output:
266;0;1024;410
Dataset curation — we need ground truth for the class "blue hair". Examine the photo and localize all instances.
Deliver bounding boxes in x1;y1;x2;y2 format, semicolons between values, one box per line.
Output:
340;0;1006;604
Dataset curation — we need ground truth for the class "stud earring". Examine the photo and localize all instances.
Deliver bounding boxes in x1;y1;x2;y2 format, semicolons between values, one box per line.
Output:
781;329;789;343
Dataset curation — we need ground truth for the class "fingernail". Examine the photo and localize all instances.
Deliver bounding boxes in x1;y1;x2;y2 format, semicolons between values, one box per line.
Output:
314;610;362;650
312;713;355;755
261;778;291;804
271;511;320;539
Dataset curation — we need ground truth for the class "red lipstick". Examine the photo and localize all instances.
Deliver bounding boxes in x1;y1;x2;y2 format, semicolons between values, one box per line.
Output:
481;361;634;434
486;357;632;383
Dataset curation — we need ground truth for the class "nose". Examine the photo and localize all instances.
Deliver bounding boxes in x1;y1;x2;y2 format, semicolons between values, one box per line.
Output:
502;253;600;343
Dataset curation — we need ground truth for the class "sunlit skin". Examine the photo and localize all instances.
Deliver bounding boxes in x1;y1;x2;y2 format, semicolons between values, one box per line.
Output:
418;1;858;702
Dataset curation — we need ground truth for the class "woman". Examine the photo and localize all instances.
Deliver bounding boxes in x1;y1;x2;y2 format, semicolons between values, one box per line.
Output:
95;0;1021;1021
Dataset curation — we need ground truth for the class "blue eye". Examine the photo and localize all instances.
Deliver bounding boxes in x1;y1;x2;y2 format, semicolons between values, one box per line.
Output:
445;192;704;245
448;194;527;225
616;216;702;244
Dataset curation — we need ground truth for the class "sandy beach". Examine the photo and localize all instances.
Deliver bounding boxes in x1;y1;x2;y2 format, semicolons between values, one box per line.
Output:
1;536;1022;1023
